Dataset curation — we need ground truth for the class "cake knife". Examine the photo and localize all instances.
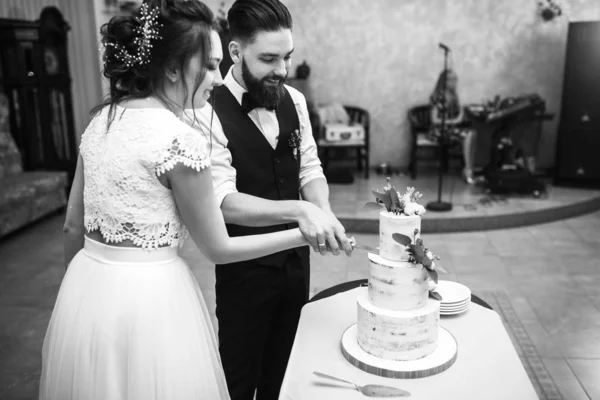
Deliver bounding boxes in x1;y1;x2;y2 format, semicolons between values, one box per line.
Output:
347;236;380;255
347;237;448;273
313;372;411;397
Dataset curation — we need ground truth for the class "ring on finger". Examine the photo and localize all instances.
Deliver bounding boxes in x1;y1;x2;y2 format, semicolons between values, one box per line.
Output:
318;243;326;248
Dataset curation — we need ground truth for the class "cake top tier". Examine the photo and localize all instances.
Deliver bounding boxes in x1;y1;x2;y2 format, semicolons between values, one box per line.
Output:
370;177;426;217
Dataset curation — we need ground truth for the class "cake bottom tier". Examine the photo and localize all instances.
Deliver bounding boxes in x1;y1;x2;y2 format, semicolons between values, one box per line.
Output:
357;295;440;361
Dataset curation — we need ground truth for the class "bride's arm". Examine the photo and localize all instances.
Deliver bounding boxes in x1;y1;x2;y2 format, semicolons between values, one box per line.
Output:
167;164;307;265
63;154;86;268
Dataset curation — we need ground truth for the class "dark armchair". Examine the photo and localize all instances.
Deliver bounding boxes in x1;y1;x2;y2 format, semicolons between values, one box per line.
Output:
316;105;370;179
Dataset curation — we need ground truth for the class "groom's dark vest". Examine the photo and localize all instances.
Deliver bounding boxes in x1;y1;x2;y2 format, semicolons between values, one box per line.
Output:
210;85;310;267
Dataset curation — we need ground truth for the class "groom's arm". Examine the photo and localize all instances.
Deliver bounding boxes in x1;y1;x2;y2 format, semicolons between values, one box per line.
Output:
219;88;332;225
215;142;349;254
291;88;332;213
220;192;306;226
220;191;352;255
299;177;331;212
186;100;351;254
187;105;324;228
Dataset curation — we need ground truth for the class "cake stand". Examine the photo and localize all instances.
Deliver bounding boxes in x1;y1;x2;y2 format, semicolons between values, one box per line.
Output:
340;324;458;379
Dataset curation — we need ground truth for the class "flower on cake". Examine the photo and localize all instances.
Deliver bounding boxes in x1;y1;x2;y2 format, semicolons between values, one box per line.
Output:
365;177;426;216
403;202;424;216
393;229;446;301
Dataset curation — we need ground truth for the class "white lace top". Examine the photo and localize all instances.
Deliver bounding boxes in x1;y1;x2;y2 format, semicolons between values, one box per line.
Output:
79;106;211;249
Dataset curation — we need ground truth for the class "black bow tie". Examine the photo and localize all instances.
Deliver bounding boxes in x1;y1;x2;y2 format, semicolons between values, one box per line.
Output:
241;92;274;114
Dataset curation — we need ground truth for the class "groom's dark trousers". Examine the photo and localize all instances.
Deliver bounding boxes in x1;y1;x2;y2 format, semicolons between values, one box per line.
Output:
212;85;311;400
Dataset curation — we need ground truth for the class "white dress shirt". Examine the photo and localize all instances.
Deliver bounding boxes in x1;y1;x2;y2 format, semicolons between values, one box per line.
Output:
183;67;325;205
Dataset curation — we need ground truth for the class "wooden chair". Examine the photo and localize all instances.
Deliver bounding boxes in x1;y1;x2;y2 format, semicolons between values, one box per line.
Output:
408;105;464;179
316;105;370;179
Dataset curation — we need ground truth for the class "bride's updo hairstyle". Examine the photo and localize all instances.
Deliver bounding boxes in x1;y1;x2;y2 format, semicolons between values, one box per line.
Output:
94;0;216;118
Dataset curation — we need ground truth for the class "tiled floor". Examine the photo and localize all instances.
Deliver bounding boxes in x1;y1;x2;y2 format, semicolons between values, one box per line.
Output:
2;209;600;399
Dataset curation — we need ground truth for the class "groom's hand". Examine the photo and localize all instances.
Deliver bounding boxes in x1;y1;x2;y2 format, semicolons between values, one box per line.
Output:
322;208;353;257
297;202;353;256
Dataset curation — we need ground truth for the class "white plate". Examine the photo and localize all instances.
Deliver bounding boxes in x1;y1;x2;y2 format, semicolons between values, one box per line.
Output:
441;304;470;312
437;281;471;304
440;301;471;310
440;299;470;309
440;299;470;308
441;307;470;316
441;298;470;306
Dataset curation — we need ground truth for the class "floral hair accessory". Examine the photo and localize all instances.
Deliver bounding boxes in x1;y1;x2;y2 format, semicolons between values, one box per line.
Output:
103;3;162;68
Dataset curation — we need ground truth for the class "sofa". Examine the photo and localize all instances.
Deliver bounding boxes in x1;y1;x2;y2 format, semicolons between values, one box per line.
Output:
0;92;68;238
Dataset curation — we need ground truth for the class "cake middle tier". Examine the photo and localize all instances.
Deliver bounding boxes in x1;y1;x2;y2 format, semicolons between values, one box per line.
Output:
357;295;440;361
368;253;429;311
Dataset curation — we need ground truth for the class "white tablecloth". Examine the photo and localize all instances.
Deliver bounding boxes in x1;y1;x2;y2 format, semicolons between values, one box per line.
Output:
279;287;538;400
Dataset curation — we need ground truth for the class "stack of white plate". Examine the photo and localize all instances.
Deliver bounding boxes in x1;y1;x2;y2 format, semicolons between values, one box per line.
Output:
436;280;471;316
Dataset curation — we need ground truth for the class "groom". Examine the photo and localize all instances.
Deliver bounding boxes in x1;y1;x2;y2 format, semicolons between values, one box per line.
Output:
190;1;353;399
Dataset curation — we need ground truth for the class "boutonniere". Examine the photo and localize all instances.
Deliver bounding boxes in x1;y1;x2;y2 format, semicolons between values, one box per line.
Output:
288;129;301;160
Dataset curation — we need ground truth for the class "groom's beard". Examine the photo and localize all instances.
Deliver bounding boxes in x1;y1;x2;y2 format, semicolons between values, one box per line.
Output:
242;59;287;110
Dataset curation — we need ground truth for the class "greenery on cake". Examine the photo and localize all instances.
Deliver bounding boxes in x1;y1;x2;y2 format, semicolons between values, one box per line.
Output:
365;177;426;216
393;229;446;301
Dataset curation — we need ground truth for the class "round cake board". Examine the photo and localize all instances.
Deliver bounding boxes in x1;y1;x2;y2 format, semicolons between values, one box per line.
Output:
340;324;458;379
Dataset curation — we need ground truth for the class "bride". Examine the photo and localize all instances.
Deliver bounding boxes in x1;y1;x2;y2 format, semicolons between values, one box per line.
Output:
39;1;313;399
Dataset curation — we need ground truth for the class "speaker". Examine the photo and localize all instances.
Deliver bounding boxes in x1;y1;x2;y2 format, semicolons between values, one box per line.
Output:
485;168;547;197
554;21;600;187
555;129;600;186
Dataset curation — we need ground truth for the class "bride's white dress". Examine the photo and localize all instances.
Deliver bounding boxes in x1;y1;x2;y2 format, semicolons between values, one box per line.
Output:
39;106;230;399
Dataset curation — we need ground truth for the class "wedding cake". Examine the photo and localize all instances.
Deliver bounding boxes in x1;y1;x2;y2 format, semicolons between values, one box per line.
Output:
356;184;443;361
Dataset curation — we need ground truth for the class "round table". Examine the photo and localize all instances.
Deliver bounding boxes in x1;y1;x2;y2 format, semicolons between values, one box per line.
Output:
309;279;492;310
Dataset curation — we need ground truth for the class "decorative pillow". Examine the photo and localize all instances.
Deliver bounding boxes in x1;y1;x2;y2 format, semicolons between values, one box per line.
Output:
0;92;23;179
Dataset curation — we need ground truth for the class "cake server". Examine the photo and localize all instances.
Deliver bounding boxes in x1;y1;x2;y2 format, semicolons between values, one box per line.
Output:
348;236;380;255
313;371;411;397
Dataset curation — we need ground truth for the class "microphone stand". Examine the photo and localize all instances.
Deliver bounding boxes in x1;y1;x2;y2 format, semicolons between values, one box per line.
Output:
426;46;453;212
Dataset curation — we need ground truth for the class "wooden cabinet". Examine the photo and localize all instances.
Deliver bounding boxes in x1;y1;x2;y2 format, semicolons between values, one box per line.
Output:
0;7;76;183
555;21;600;186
